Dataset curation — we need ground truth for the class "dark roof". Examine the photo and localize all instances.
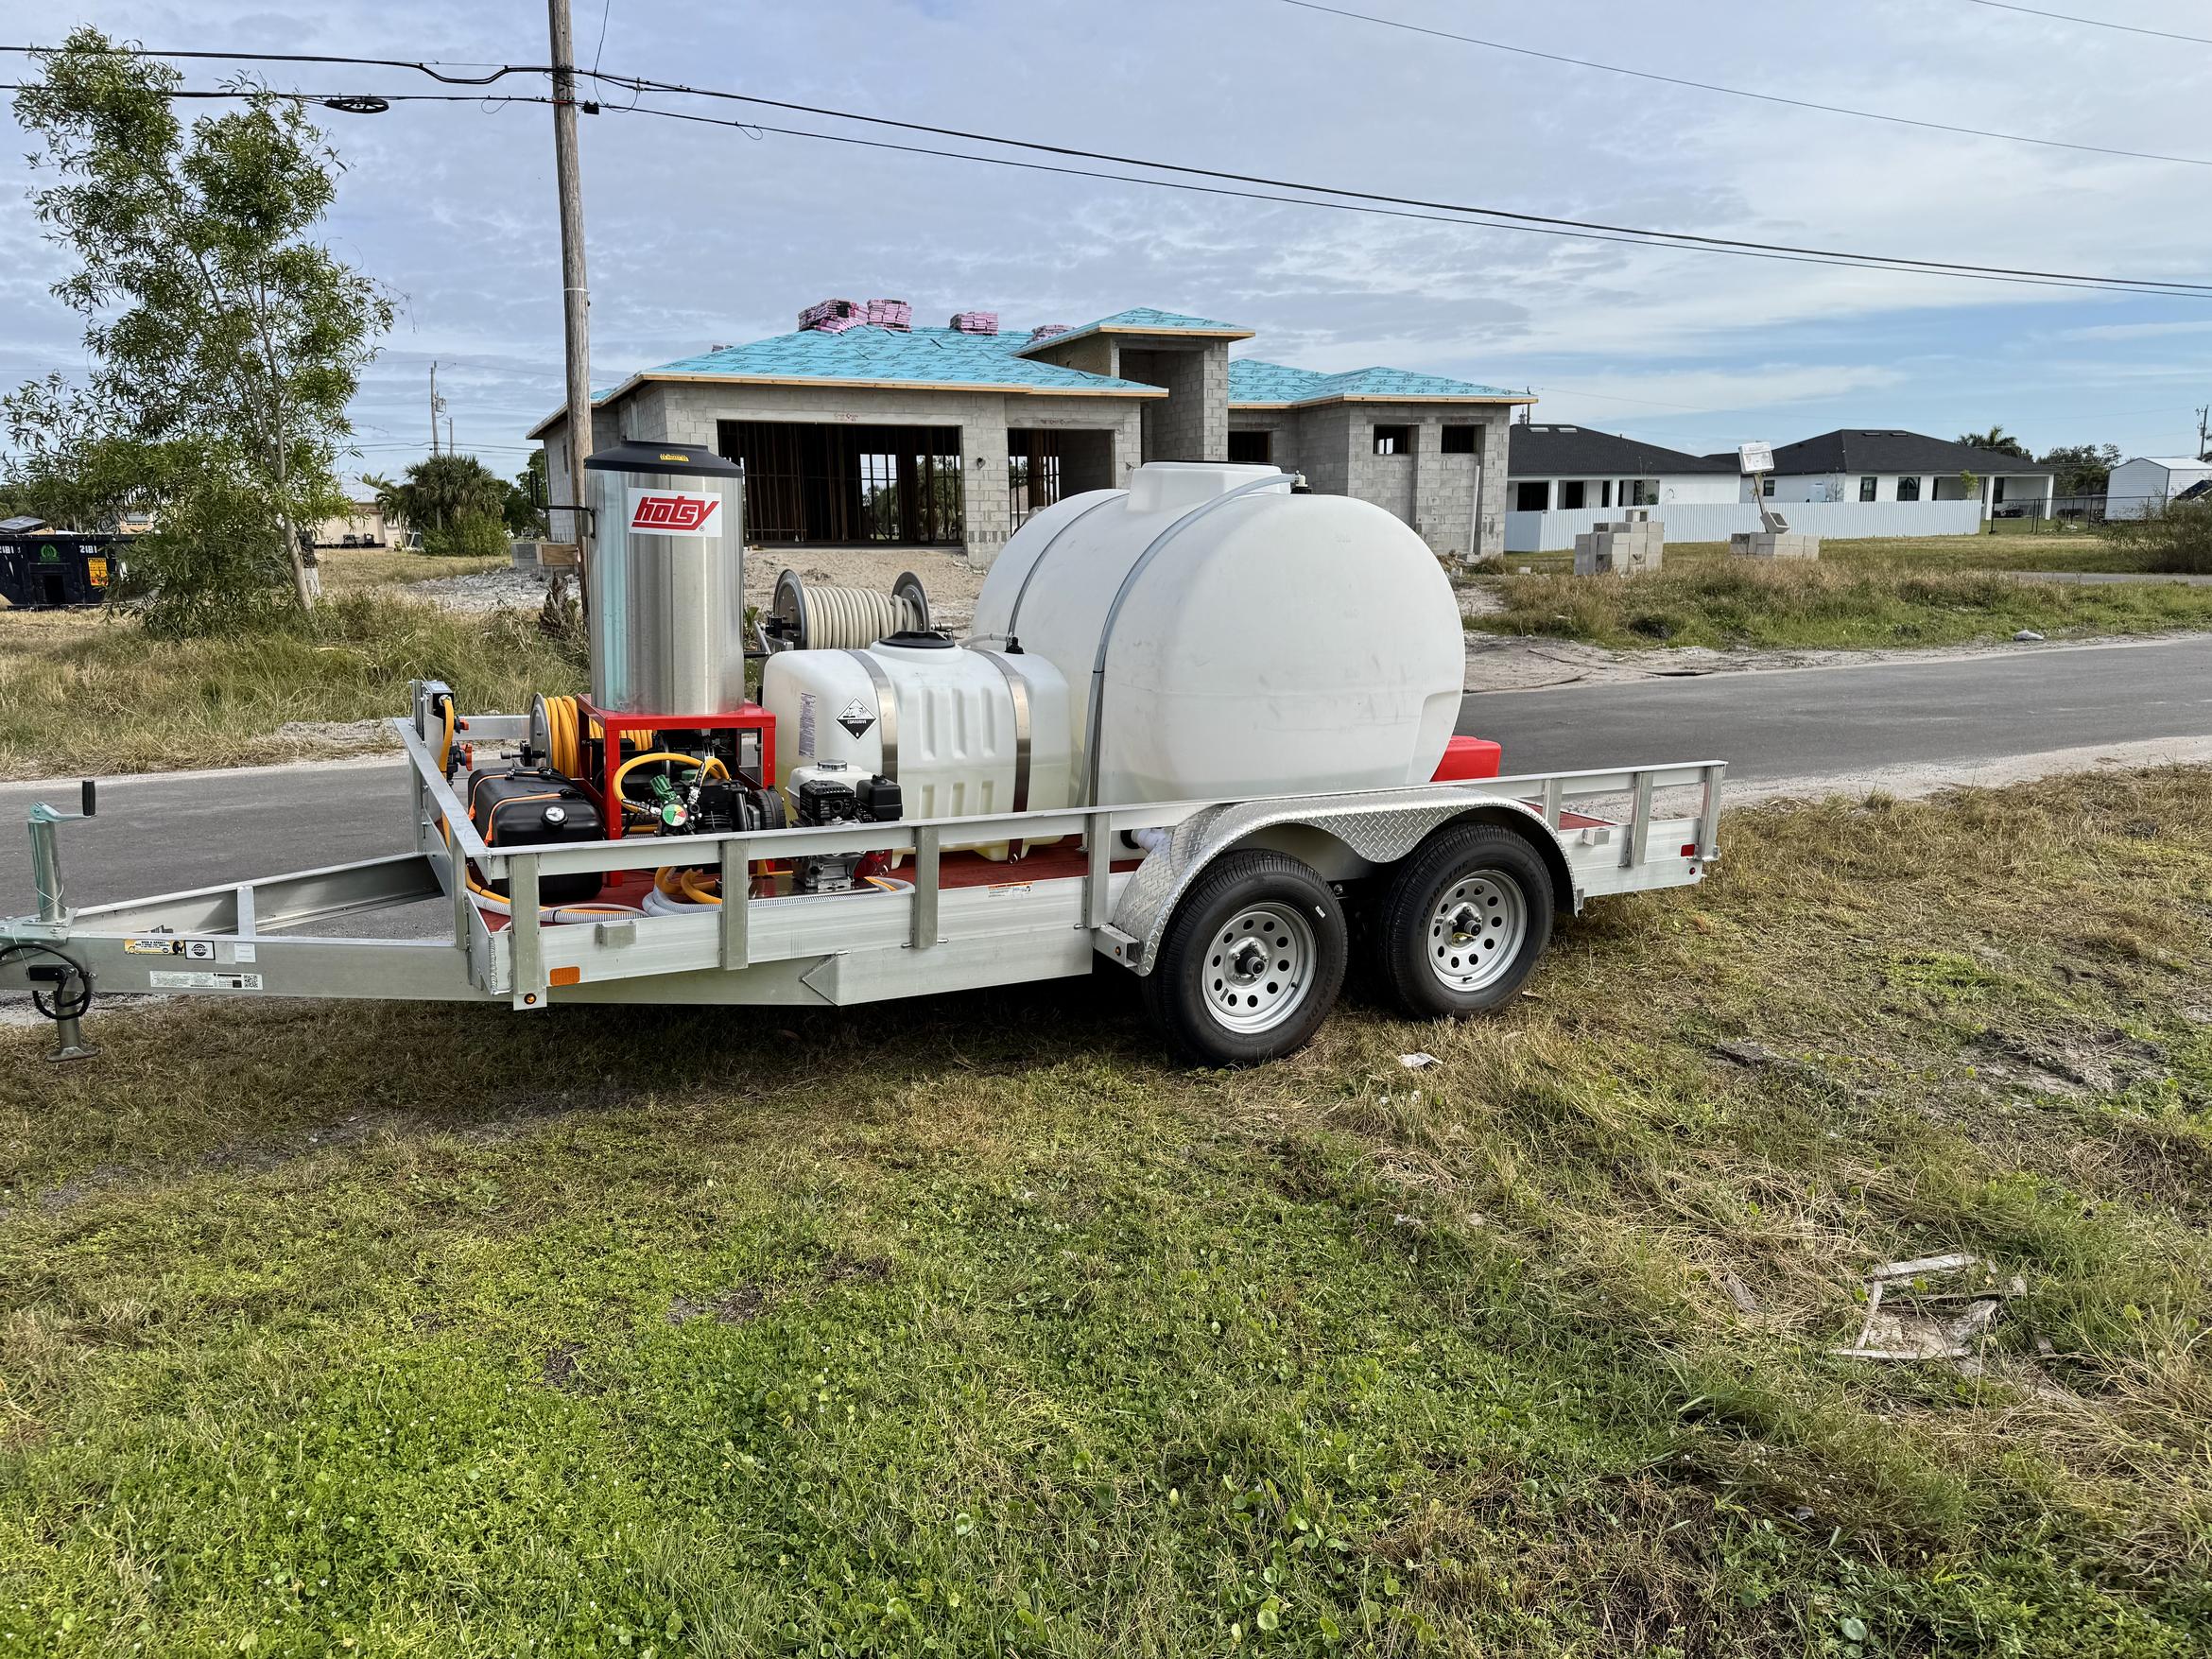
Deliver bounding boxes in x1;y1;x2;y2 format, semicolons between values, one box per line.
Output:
1507;423;1736;478
1765;429;2049;476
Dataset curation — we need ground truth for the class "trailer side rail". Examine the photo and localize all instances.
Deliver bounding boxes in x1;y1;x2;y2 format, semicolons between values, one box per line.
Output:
6;711;1720;1014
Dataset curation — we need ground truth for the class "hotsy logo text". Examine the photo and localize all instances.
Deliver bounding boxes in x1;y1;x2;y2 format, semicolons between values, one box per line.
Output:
629;493;720;532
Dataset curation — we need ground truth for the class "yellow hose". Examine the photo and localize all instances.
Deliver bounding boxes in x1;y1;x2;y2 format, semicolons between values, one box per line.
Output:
612;751;728;817
462;869;637;919
538;695;581;778
437;697;456;775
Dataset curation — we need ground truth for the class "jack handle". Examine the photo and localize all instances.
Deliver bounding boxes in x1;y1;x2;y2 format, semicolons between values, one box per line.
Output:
28;780;97;925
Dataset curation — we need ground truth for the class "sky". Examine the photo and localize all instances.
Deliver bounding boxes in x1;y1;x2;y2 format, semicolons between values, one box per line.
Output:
4;0;2210;487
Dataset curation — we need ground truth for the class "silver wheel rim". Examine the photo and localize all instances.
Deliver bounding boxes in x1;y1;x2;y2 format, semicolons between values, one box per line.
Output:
1203;902;1316;1033
1426;871;1528;993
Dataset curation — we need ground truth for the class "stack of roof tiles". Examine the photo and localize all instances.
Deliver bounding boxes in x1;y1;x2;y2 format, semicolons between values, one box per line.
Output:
1028;324;1070;342
950;311;999;335
798;298;863;334
864;298;912;330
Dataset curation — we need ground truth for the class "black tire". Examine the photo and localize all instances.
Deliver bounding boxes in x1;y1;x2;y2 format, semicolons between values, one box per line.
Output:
1142;850;1347;1066
1373;822;1554;1020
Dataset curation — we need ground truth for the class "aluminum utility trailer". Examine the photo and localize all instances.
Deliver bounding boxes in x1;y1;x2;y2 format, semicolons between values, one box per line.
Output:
7;686;1724;1065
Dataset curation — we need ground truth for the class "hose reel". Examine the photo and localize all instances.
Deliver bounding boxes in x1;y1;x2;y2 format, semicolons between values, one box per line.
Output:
760;567;932;652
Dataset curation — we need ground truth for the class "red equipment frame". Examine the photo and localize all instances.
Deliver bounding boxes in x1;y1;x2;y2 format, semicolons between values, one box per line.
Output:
577;697;777;838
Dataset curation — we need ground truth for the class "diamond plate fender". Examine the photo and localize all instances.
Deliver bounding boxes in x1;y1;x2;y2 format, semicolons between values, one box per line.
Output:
1110;786;1567;975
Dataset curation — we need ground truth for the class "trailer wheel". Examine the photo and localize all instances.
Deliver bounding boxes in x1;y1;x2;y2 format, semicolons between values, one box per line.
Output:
1143;850;1347;1066
1374;822;1553;1020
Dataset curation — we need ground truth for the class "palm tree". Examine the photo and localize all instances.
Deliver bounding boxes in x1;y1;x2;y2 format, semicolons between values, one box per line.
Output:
1957;424;2030;459
364;454;506;532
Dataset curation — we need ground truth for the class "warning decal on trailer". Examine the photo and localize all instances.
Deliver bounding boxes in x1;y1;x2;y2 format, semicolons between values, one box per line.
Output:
837;699;876;739
147;970;264;992
126;937;217;959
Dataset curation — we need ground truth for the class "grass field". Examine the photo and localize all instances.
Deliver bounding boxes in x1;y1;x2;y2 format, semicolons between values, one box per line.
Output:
0;593;586;779
317;547;510;593
1468;532;2212;651
5;767;2209;1654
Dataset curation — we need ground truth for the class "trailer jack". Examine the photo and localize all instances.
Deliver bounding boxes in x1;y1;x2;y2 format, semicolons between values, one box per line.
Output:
17;780;98;1062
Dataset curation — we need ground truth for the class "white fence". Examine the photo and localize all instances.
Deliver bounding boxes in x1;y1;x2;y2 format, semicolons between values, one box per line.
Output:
1504;499;1984;553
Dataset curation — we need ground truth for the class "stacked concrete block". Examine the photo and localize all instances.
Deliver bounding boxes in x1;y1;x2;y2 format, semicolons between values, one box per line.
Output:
1729;531;1821;561
1573;510;1665;577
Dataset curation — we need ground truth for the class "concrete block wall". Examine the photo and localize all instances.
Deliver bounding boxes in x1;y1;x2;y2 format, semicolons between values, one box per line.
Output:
1228;414;1296;473
1350;427;1417;522
1336;405;1511;562
541;404;630;545
1291;405;1357;497
1028;333;1117;379
570;380;1143;568
1117;342;1228;461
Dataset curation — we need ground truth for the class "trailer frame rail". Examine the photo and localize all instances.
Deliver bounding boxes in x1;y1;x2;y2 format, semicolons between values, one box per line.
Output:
5;700;1721;1026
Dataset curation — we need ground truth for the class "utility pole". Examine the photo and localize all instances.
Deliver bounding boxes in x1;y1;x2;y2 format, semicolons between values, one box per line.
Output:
2196;405;2207;461
446;415;456;458
429;360;441;456
549;0;595;592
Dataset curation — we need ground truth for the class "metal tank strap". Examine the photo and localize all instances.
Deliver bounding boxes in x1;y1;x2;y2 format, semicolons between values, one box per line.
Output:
1004;491;1124;638
840;649;899;779
970;648;1036;857
1081;474;1294;809
968;650;1034;814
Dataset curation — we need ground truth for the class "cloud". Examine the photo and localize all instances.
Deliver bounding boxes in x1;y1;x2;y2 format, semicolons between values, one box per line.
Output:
2057;319;2212;342
3;0;2209;468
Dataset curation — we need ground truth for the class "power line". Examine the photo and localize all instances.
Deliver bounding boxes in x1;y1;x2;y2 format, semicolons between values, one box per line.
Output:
578;70;2212;294
589;0;613;77
1956;1;2212;46
8;50;2210;298
612;100;2212;298
0;43;539;83
1270;0;2212;169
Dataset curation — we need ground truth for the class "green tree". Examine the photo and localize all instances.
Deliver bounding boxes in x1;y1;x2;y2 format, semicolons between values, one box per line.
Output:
4;30;391;630
1957;425;2030;459
505;449;549;537
364;452;507;535
2037;441;2121;497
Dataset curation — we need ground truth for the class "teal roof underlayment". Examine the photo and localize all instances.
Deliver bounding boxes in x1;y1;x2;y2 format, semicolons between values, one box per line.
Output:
1227;359;1524;406
528;312;1521;436
1011;307;1253;354
650;327;1161;393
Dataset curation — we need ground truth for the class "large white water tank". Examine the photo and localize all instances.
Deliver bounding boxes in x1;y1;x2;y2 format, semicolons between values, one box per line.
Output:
760;633;1073;823
971;463;1465;805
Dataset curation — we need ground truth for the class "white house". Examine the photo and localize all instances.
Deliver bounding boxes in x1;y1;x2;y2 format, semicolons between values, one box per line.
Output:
2106;457;2212;520
1750;429;2053;518
1506;423;1740;513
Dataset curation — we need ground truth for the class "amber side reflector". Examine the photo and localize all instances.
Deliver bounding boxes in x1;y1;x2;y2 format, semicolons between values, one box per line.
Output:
549;965;582;986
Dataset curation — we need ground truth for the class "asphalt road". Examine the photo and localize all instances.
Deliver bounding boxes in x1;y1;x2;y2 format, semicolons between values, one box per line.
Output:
2;634;2208;913
1457;633;2212;780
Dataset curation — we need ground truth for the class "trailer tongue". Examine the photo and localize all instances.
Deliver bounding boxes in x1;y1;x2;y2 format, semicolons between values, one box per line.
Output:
3;461;1721;1066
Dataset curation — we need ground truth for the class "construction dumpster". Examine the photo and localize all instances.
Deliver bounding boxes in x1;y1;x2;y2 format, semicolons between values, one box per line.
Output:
0;530;119;609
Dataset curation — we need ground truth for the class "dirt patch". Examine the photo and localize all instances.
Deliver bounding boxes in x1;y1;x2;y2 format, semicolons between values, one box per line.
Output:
270;717;396;754
541;1341;587;1391
822;1251;893;1285
668;1285;770;1326
1460;621;2212;695
406;545;991;633
1970;1028;2166;1097
13;1100;602;1219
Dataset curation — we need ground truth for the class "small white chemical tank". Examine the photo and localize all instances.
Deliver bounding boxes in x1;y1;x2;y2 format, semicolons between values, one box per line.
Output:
760;631;1073;831
970;462;1465;805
